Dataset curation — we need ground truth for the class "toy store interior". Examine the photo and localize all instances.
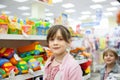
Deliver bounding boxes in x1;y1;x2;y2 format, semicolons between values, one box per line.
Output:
0;0;120;80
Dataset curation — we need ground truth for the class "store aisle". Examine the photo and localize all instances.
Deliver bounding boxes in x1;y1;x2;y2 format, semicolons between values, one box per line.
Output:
87;72;100;80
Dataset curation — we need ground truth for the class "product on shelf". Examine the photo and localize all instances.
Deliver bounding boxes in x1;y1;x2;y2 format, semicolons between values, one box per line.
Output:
8;21;21;34
0;48;14;59
16;60;29;74
0;58;9;66
0;68;7;78
70;47;86;53
22;56;34;62
37;57;45;67
68;27;84;37
36;21;50;35
28;58;41;71
1;62;19;75
16;42;47;73
0;13;9;34
17;42;42;53
22;25;32;35
70;47;91;60
10;57;18;66
81;51;91;58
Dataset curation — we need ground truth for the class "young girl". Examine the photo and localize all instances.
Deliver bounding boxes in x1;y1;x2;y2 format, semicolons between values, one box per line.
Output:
44;25;83;80
100;48;120;80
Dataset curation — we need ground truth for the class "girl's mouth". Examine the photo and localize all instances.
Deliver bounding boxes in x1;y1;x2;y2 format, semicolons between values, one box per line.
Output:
53;47;60;49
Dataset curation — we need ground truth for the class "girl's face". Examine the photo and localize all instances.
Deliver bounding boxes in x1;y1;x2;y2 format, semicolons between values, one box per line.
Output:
104;52;116;65
48;29;70;56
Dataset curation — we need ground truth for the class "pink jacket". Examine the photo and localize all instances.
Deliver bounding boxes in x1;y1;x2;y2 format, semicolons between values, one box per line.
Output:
44;53;83;80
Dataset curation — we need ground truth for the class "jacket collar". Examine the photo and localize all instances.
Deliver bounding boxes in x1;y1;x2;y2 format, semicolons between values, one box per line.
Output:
45;53;70;70
101;62;119;74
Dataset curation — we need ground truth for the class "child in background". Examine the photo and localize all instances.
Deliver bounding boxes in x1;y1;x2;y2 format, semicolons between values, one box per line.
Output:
44;25;83;80
100;48;120;80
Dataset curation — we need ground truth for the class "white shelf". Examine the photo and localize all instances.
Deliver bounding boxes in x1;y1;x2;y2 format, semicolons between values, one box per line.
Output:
3;70;43;80
0;34;46;40
76;59;88;64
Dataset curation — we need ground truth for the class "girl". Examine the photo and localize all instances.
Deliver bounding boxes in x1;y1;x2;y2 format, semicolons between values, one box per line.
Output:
100;48;120;80
44;25;83;80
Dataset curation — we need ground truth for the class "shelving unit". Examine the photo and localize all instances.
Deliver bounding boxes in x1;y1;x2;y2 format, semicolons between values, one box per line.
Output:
0;34;47;48
0;34;46;40
3;70;43;80
0;34;46;80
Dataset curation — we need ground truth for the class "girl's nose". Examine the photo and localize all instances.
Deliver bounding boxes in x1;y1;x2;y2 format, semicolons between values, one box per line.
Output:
107;55;111;58
53;39;58;44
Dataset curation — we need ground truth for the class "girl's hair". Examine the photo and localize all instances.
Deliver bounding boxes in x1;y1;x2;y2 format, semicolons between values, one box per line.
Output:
103;48;118;59
47;25;71;43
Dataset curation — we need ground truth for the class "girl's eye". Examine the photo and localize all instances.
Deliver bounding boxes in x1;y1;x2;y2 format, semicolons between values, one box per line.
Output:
105;55;108;57
49;38;54;41
58;38;63;40
110;55;114;57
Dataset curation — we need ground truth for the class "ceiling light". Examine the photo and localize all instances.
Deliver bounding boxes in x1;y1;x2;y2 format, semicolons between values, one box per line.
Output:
22;13;30;16
13;0;28;2
92;0;106;3
103;12;113;16
68;18;74;22
62;3;74;8
18;6;30;10
91;15;96;19
52;0;63;3
111;1;120;6
81;11;91;15
106;7;117;11
0;4;7;9
45;13;54;16
65;9;75;13
79;15;90;20
90;4;103;9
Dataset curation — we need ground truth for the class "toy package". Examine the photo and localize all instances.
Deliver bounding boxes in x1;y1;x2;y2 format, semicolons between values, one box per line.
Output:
0;13;9;34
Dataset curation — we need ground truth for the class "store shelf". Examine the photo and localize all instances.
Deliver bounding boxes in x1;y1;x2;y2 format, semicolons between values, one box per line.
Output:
0;34;46;40
3;70;43;80
76;59;88;64
0;34;47;48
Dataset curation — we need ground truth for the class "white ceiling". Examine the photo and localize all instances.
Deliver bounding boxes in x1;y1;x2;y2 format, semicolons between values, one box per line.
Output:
0;0;120;22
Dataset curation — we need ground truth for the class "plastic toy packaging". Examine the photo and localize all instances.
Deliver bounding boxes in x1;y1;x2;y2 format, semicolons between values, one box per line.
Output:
22;25;32;35
8;69;15;80
16;61;28;74
0;68;7;78
0;13;9;34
